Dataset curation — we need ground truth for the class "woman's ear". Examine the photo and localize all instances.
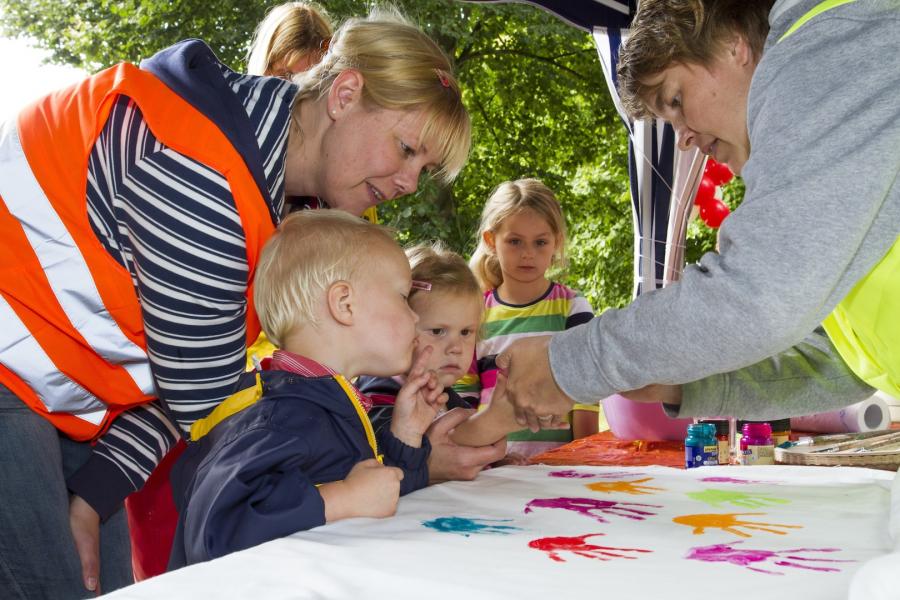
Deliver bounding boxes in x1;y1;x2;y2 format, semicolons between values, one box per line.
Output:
327;69;364;119
327;280;355;326
730;34;753;67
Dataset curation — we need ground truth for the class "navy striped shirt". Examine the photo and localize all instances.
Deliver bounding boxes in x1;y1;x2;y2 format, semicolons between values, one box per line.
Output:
70;64;296;517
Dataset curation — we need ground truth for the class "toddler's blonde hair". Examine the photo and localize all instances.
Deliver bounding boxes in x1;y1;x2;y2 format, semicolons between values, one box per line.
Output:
406;241;482;303
254;210;398;346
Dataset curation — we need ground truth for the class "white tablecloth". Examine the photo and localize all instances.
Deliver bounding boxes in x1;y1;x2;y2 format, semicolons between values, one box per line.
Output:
105;464;900;600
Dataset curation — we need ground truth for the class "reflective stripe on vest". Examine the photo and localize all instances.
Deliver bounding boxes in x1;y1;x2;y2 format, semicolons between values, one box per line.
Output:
0;62;274;440
776;0;900;396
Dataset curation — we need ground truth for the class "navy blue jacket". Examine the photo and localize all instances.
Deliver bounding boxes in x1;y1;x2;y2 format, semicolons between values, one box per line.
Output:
168;370;431;569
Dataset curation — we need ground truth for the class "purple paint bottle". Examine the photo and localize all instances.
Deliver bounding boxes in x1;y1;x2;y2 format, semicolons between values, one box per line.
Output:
740;423;774;466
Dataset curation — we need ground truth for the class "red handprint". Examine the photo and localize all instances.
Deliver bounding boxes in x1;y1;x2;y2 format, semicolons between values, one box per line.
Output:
529;533;652;563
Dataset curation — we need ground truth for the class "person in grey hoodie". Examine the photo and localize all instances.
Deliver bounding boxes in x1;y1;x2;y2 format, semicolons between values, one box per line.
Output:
493;0;900;431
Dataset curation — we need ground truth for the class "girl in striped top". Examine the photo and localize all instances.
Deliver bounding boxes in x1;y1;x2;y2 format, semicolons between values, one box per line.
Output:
452;179;598;460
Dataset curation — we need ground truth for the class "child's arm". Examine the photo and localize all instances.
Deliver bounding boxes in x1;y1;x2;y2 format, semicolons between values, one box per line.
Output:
390;346;447;447
450;373;569;447
318;459;403;521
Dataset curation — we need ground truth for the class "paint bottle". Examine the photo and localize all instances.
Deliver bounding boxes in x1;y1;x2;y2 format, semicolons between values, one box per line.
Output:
769;418;791;447
685;423;718;468
739;422;775;466
700;419;731;465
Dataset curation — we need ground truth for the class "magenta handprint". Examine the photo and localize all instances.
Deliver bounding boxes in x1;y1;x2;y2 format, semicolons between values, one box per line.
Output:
524;497;661;523
686;541;853;575
548;469;643;479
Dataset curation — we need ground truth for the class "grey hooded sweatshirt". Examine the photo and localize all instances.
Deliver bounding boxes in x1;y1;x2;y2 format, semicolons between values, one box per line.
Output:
549;0;900;420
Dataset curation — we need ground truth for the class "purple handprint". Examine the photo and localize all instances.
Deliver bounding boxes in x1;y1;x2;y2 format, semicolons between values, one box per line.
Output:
686;541;854;575
524;497;661;523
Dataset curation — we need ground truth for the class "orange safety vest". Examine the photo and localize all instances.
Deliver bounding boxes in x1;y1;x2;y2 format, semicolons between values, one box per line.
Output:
0;62;275;441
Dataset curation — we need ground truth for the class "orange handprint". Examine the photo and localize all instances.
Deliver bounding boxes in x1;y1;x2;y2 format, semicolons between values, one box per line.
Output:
586;477;664;496
673;513;802;538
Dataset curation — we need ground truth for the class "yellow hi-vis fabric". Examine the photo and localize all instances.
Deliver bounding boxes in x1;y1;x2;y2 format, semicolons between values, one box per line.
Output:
775;0;899;397
822;237;900;397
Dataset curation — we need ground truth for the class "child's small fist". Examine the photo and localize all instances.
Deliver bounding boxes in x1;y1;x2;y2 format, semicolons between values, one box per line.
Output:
345;459;402;518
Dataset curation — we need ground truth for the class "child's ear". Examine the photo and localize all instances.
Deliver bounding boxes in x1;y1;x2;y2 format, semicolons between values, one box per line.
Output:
482;231;496;251
327;280;355;326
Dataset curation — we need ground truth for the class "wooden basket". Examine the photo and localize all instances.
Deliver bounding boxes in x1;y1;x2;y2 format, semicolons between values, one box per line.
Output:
775;429;900;471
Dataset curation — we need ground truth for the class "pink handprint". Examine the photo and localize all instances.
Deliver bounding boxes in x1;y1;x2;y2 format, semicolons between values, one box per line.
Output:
548;469;644;479
529;533;652;563
686;541;854;575
524;497;661;523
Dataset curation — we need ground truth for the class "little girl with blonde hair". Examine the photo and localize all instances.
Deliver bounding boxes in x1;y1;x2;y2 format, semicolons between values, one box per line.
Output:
453;178;598;459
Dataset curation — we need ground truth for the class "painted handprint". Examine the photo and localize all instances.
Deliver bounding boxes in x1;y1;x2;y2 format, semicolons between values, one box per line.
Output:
524;497;661;523
586;477;664;496
548;469;596;479
422;516;521;537
700;477;772;485
548;469;643;479
593;471;644;479
686;541;853;575
529;533;652;563
687;489;790;509
673;512;802;538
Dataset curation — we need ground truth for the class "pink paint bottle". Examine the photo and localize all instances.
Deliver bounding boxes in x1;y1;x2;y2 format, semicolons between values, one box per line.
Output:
740;422;774;465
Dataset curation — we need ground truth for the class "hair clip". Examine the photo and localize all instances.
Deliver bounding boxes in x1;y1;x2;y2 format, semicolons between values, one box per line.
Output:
434;69;451;88
411;280;432;291
320;37;331;53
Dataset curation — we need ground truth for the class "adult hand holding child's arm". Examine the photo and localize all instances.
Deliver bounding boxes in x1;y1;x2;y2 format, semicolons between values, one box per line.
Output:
449;369;570;448
426;408;506;483
495;336;575;431
319;459;403;522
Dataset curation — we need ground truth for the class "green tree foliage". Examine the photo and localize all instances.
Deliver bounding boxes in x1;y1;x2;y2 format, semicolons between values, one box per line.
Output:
1;0;725;311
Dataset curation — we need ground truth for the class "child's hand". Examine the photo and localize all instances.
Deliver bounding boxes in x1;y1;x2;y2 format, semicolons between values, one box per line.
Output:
391;346;448;447
320;459;403;522
493;452;530;467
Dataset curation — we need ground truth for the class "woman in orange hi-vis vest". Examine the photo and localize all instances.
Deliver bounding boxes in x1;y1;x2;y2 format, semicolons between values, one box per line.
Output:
0;9;490;597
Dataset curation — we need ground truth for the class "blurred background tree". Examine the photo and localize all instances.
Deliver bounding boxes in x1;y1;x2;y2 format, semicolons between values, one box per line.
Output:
0;0;729;311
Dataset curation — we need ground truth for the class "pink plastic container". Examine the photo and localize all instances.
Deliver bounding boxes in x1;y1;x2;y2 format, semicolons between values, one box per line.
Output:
601;393;693;441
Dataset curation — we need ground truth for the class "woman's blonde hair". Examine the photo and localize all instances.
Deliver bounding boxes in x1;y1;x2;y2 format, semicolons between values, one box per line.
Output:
406;241;482;304
254;210;399;346
617;0;773;119
291;7;471;184
469;178;567;291
247;2;332;76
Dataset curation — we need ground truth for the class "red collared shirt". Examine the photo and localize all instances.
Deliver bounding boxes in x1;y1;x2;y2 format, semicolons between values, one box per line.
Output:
267;350;373;412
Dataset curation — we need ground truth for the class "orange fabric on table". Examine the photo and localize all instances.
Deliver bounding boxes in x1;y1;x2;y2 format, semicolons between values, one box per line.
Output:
529;431;685;469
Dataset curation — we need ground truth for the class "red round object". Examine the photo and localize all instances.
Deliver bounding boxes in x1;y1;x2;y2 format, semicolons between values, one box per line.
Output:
704;159;734;186
694;176;716;207
700;199;731;228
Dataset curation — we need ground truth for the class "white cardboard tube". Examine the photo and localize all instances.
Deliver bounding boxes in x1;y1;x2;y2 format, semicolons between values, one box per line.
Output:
791;395;891;433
